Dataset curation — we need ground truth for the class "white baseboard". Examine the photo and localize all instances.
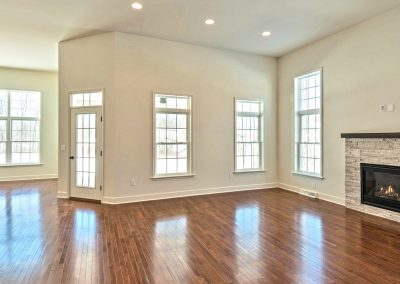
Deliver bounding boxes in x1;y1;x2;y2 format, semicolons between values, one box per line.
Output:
57;191;69;199
0;174;58;182
57;181;344;207
102;182;278;204
277;183;345;206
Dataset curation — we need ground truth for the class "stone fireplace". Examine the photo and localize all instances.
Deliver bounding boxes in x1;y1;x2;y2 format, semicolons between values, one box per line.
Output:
342;133;400;222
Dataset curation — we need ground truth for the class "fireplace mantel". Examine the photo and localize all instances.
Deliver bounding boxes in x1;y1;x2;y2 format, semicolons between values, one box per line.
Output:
341;133;400;139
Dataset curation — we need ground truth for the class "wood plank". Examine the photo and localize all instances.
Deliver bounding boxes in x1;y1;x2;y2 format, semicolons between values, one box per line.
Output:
0;180;400;283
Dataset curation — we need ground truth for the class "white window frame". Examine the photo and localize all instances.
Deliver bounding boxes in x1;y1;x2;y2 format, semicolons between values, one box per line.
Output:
293;69;323;178
234;98;264;173
152;92;193;179
0;89;42;167
69;89;104;108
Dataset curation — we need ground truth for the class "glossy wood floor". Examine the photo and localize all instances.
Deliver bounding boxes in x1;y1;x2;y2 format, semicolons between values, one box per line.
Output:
1;181;400;283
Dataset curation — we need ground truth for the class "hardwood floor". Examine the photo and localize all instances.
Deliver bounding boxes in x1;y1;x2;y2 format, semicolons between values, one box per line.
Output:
0;181;400;283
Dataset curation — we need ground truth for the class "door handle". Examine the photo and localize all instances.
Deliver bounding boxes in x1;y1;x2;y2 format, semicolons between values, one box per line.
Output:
70;156;75;160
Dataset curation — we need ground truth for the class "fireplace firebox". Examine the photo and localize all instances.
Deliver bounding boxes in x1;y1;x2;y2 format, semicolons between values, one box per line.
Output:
361;163;400;212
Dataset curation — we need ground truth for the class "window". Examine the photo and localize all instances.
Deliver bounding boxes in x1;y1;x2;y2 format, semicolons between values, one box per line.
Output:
70;91;103;107
294;70;322;177
235;99;263;172
153;93;192;177
0;89;41;165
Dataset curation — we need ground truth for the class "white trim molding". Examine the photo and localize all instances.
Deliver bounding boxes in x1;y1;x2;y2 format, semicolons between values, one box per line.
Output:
152;92;193;178
278;183;345;206
234;98;265;172
0;174;58;182
293;68;323;178
102;182;278;205
57;191;69;199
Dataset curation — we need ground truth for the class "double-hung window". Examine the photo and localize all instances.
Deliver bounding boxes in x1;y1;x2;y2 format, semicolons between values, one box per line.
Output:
153;93;192;177
294;70;323;177
235;99;264;172
0;89;41;165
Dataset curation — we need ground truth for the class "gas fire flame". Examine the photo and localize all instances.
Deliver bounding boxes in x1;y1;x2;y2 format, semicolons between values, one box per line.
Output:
378;185;399;197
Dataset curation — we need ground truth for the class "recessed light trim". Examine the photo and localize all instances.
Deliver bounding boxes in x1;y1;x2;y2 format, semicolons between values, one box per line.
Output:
262;31;272;37
131;2;143;10
205;19;215;25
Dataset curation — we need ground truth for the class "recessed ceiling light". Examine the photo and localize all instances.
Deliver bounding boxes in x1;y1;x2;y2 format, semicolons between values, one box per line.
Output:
262;31;272;37
205;19;215;25
131;2;143;10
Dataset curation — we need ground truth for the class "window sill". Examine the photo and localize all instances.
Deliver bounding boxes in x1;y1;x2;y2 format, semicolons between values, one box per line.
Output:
234;169;267;174
0;163;43;168
292;171;324;180
151;173;196;180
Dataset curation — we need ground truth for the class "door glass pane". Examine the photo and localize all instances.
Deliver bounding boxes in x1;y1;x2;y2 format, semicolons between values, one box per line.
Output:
76;113;96;188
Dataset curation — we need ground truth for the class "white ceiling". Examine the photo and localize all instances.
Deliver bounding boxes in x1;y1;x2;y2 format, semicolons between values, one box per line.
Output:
0;0;399;71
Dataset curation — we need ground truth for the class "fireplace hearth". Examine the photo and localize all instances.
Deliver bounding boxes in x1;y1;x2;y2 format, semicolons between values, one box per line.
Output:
361;163;400;212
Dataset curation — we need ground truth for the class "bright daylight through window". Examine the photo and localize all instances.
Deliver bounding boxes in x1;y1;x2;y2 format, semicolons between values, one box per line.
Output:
294;70;322;177
0;89;41;165
235;99;264;172
154;93;192;177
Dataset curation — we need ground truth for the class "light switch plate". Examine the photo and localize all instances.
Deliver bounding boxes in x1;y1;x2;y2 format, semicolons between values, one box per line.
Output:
60;144;67;151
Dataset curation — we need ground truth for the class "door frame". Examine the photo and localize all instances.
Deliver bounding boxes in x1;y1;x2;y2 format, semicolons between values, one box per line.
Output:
67;88;105;202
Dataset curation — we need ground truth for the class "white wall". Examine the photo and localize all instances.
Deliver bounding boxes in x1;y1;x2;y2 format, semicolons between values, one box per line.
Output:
278;7;400;204
58;32;278;201
0;67;58;181
58;33;115;198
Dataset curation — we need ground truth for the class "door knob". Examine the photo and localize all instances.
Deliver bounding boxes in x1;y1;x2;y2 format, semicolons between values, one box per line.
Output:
70;156;75;160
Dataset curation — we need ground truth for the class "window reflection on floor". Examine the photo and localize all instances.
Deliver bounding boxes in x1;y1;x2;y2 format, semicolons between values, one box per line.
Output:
0;190;43;266
73;209;97;241
152;216;187;282
235;205;262;282
72;209;98;279
298;211;324;282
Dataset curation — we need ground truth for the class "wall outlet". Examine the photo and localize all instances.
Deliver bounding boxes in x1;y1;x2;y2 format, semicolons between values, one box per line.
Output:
312;183;317;190
130;179;136;186
380;105;386;112
387;104;395;112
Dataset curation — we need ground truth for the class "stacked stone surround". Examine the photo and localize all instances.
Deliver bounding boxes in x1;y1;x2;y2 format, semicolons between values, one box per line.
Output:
345;138;400;222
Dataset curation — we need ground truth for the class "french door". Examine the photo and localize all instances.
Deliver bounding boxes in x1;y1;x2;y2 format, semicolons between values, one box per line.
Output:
70;107;103;200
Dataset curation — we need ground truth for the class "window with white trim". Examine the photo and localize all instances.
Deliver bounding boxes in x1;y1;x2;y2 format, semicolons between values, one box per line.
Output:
153;93;192;177
294;70;322;177
235;99;263;172
0;89;41;165
70;91;103;107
